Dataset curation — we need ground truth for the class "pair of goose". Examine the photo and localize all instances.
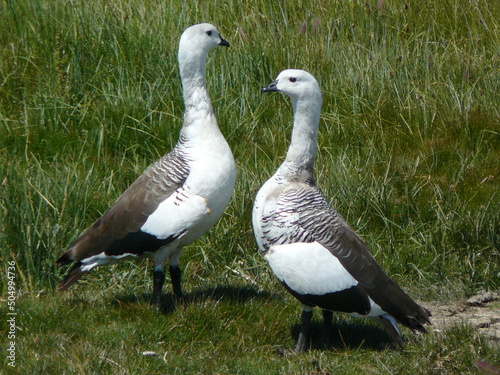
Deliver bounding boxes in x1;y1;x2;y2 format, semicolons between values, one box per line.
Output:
56;23;431;352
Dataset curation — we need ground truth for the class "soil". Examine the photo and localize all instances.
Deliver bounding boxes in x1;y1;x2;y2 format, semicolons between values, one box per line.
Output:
421;291;500;345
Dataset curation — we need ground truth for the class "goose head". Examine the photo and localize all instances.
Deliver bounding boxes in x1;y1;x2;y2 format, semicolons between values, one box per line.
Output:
261;69;321;104
179;23;229;56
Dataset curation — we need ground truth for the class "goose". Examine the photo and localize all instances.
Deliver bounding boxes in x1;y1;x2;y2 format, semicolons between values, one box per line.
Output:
252;69;431;352
56;23;236;307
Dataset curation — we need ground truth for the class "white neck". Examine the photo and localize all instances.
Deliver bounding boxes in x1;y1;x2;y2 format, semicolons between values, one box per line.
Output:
179;43;212;104
178;44;218;138
278;92;322;181
179;49;208;104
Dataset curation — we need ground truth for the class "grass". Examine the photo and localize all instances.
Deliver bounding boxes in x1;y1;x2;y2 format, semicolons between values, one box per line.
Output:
4;283;499;374
1;0;499;373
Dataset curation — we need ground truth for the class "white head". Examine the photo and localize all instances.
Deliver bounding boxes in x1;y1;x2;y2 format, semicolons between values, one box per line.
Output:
178;23;229;64
179;23;229;73
262;70;322;173
178;23;229;99
261;69;322;108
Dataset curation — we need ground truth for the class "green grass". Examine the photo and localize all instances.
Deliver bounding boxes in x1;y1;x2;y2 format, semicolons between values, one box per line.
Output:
3;283;499;374
1;0;499;373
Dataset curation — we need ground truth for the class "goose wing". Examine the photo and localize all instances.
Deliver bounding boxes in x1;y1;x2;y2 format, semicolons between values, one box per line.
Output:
57;147;190;265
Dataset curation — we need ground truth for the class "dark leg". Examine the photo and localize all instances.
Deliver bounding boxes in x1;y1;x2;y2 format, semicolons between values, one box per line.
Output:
169;265;184;302
379;315;404;348
321;309;333;347
152;269;166;307
295;308;313;353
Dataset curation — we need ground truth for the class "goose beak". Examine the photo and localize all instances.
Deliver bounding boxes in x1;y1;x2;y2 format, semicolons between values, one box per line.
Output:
219;37;230;47
261;80;279;93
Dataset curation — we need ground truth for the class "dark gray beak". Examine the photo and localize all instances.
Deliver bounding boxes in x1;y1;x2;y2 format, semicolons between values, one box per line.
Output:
219;36;230;47
261;80;279;93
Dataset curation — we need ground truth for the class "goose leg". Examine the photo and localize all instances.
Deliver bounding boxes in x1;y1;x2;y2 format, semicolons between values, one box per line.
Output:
379;314;403;348
295;307;313;353
321;309;333;347
169;265;184;301
152;269;166;307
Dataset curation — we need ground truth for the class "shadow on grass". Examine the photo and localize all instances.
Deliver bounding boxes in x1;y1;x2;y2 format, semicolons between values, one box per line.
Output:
290;317;397;352
111;284;275;315
64;285;402;352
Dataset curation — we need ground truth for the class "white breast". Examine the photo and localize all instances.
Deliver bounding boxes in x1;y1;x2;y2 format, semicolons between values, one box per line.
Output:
141;136;236;245
265;241;359;296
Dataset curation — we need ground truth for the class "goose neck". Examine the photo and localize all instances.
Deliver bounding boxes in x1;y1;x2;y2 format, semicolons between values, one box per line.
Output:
283;96;321;175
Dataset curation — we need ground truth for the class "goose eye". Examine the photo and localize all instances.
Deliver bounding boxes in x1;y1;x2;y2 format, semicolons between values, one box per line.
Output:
289;77;297;83
206;30;213;36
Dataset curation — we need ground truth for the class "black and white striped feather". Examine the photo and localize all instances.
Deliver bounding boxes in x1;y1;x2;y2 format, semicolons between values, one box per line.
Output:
253;70;431;348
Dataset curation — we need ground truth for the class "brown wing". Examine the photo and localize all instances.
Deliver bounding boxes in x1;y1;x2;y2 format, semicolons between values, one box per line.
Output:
56;147;190;265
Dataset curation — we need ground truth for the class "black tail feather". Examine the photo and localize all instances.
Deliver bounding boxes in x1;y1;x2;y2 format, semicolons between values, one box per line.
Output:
56;252;73;267
404;305;432;333
57;262;86;292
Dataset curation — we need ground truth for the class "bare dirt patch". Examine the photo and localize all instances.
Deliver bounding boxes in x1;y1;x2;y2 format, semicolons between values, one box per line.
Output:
422;291;500;345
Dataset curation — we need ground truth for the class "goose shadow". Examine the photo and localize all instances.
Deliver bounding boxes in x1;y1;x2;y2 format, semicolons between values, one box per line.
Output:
111;284;274;314
289;317;399;352
109;287;398;351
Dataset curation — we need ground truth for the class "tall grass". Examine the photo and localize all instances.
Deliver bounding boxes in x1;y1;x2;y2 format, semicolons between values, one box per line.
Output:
2;0;498;291
0;0;499;372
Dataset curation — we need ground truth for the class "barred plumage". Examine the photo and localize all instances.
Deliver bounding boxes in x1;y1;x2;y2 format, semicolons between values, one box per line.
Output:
252;69;431;352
